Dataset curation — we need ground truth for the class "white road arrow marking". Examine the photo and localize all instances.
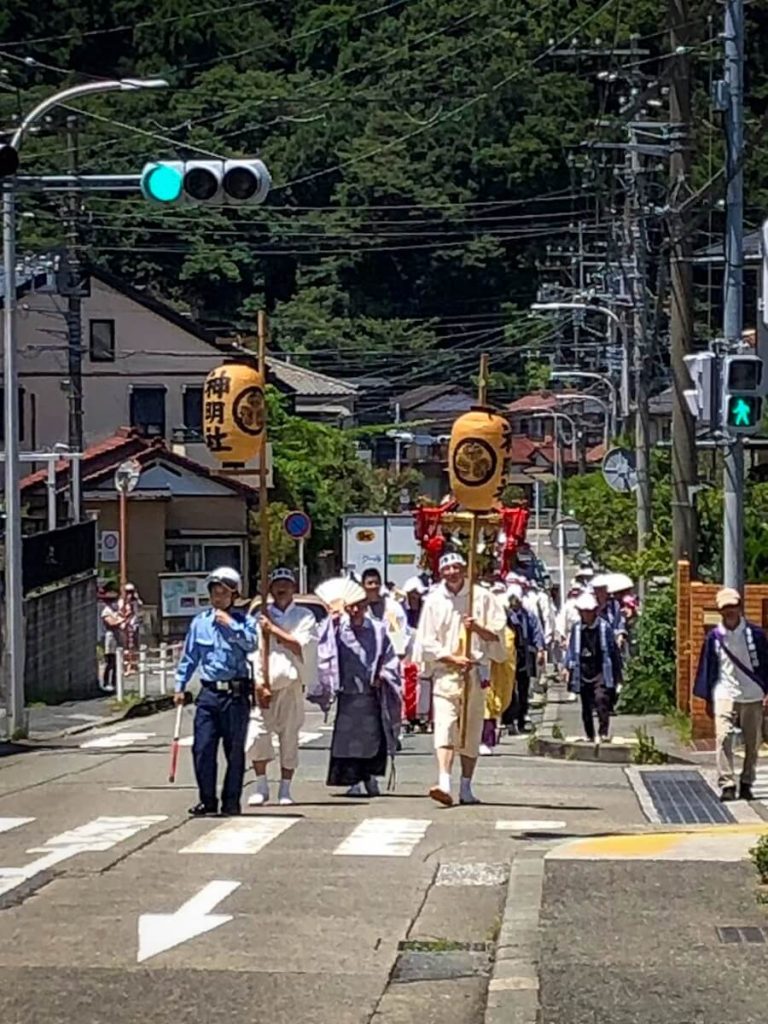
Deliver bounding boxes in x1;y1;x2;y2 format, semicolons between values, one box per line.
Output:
0;817;34;835
137;880;240;963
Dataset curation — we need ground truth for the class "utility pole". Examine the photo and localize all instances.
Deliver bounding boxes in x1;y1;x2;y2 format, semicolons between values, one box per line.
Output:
668;0;698;572
722;0;745;588
65;115;84;521
627;129;653;552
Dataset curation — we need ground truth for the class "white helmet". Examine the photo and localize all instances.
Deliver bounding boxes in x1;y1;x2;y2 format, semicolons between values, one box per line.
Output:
206;566;242;593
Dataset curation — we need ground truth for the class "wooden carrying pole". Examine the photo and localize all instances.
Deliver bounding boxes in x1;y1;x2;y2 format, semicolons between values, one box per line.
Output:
258;311;271;695
459;353;489;748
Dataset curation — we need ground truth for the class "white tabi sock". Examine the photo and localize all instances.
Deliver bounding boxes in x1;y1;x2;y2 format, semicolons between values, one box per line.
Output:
278;780;292;802
459;777;475;800
438;772;451;794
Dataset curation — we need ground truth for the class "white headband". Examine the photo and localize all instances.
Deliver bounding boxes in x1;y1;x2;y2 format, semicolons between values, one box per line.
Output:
439;552;466;571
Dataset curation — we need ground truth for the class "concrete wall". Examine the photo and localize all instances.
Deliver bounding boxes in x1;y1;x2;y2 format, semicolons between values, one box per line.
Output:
24;573;99;704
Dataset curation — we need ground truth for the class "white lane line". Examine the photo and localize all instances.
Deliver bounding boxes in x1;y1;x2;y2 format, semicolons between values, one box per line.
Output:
334;818;431;857
178;736;194;747
436;863;508;887
181;817;298;855
496;820;567;832
81;732;156;749
138;880;240;963
0;817;34;835
0;815;167;900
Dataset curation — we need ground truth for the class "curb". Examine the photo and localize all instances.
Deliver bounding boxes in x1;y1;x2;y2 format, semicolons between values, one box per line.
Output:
28;693;176;741
485;845;547;1024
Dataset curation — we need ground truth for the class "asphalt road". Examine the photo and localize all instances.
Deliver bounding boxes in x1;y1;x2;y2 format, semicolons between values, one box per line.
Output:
0;704;655;1024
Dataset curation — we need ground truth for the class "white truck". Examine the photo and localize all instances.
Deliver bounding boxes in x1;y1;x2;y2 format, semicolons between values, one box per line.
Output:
341;514;422;590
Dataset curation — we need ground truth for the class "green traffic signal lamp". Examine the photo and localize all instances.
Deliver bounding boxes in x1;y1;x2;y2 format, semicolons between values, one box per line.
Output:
726;395;762;430
140;161;183;203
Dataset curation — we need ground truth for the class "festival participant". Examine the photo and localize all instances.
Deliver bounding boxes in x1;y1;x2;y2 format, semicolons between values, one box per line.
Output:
246;568;319;807
362;567;409;655
321;583;402;797
174;567;256;817
564;591;622;744
479;588;517;755
413;552;506;807
503;584;545;733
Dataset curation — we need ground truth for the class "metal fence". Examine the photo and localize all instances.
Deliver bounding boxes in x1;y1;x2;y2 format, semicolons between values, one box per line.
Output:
114;642;182;702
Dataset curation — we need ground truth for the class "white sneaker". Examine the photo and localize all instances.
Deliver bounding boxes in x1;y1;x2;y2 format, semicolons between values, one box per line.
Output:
478;743;493;756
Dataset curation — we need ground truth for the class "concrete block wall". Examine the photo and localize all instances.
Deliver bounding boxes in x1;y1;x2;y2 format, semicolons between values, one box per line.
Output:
24;573;99;704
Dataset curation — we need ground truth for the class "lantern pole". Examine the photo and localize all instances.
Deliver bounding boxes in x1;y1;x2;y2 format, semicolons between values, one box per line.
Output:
460;353;490;748
257;310;271;702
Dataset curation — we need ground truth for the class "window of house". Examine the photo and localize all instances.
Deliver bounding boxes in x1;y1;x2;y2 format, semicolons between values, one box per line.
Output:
130;386;166;437
89;319;115;362
165;541;242;574
183;386;203;440
0;388;25;442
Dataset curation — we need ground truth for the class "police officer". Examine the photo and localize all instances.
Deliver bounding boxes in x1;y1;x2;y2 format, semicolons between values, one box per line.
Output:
174;566;257;816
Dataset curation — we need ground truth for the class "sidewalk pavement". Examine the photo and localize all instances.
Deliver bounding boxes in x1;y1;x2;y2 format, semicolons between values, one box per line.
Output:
26;690;174;740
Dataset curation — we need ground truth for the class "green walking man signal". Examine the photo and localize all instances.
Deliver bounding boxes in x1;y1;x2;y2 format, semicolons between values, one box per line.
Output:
726;395;761;429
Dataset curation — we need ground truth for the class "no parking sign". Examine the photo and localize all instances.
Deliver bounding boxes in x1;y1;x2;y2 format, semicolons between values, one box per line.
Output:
283;510;312;540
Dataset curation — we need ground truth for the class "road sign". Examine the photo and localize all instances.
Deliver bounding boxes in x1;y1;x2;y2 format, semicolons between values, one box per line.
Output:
602;448;638;493
114;459;141;494
550;518;586;554
100;530;119;563
283;510;312;540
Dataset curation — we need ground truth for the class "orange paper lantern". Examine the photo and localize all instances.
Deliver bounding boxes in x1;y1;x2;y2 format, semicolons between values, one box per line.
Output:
203;359;265;466
448;408;509;511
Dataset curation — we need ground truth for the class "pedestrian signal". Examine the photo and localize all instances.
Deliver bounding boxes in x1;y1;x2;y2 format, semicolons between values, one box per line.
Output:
141;159;271;207
722;353;764;435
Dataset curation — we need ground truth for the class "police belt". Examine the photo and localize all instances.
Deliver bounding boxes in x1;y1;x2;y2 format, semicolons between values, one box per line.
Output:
201;678;251;696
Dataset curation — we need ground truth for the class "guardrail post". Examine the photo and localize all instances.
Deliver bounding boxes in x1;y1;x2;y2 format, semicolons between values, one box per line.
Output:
138;645;148;699
159;642;168;694
115;647;124;702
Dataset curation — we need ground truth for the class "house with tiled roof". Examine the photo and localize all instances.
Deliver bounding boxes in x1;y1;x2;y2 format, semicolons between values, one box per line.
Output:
20;428;258;635
2;263;357;467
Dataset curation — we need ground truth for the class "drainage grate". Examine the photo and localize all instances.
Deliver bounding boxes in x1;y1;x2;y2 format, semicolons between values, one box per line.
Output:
393;941;492;983
716;926;767;944
640;769;735;825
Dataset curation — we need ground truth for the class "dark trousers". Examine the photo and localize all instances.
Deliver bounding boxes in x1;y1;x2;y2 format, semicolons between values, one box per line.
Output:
580;677;610;740
102;653;116;689
193;688;250;811
503;670;530;729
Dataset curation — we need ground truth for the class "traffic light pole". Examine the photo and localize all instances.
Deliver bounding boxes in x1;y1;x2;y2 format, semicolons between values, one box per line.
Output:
722;0;745;590
1;78;166;741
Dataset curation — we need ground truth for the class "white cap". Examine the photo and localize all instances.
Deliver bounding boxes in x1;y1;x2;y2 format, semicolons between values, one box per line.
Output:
440;552;467;571
576;566;594;579
206;566;242;593
270;567;297;586
575;592;598;611
591;574;609;589
507;584;524;600
403;576;428;595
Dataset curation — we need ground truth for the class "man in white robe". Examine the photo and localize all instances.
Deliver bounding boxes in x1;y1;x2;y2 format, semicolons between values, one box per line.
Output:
246;568;319;807
413;552;506;807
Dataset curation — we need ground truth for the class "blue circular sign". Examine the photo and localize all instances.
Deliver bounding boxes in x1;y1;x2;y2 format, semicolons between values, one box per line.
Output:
283;510;312;540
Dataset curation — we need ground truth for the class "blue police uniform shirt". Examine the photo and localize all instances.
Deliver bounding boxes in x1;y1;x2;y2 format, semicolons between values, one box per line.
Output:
175;608;257;692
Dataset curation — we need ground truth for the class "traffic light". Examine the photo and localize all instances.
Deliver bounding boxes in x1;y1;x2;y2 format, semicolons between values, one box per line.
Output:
683;351;715;423
140;158;271;206
722;353;764;435
0;143;19;177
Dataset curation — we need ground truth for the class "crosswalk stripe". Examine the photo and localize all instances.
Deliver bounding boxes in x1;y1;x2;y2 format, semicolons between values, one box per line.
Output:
0;817;34;835
80;732;156;749
180;817;298;855
333;817;431;857
298;731;322;746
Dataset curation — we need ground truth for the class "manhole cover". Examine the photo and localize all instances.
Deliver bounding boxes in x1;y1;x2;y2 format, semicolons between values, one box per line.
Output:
716;926;767;944
640;770;735;824
393;941;492;983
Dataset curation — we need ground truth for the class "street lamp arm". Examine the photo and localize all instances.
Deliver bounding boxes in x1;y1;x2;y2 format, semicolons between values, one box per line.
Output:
11;78;168;150
530;301;622;330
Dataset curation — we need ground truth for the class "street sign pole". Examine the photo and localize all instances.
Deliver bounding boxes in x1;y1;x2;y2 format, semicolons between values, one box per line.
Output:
298;538;307;594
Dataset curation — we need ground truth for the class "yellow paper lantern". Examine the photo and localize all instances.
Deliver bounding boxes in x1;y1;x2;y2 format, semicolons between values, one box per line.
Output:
202;359;265;466
448;408;509;512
